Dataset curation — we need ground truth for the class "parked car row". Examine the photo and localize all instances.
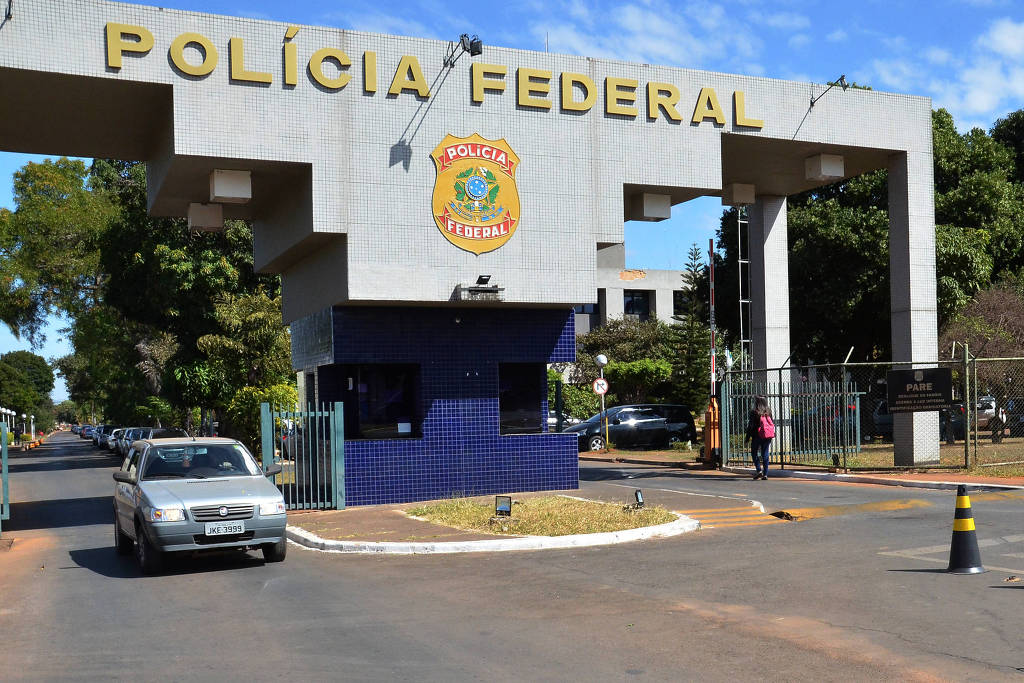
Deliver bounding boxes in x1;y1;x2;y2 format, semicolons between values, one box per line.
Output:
75;423;190;455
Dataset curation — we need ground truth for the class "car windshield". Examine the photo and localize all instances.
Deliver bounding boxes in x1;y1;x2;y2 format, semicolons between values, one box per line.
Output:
583;408;619;423
141;444;262;480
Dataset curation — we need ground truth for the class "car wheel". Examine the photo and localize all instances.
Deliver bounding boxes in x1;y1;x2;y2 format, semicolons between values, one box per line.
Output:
667;432;683;446
134;521;163;575
588;435;605;451
262;538;287;563
114;511;133;556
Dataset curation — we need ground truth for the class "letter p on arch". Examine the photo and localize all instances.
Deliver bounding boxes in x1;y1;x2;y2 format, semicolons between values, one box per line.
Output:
106;22;154;69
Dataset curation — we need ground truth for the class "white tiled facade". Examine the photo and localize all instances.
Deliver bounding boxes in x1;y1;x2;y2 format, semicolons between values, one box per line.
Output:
0;0;939;463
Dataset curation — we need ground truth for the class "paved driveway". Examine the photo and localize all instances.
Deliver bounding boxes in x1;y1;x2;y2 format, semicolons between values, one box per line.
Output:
2;435;1023;681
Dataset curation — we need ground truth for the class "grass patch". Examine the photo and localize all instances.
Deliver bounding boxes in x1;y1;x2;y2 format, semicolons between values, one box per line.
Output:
407;495;677;536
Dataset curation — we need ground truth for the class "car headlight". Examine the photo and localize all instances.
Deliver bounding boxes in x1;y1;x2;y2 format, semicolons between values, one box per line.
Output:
148;507;185;522
259;501;286;516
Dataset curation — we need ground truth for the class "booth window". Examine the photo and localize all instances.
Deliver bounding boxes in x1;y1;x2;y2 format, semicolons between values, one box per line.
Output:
499;363;545;434
673;290;687;317
623;290;650;321
335;364;421;439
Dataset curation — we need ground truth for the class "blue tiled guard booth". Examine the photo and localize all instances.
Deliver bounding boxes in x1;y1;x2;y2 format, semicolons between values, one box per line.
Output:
291;306;579;506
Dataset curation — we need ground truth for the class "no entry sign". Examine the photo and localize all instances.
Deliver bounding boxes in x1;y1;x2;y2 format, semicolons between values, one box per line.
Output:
592;378;609;395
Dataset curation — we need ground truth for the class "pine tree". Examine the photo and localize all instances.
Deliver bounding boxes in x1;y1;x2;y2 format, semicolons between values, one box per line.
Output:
669;244;713;412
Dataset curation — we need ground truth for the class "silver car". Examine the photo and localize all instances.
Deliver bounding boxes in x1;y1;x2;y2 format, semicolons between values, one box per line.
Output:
113;437;287;574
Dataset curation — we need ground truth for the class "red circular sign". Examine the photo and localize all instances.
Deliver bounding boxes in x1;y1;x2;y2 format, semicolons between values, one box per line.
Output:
592;378;609;395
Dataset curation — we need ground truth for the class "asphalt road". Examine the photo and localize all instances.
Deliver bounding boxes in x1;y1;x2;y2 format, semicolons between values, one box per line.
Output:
2;434;1024;681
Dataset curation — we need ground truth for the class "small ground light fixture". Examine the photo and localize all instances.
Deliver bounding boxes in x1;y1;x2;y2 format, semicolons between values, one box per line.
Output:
495;495;512;517
624;489;645;511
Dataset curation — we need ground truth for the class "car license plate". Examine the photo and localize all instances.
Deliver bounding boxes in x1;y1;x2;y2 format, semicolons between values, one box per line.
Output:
205;520;245;536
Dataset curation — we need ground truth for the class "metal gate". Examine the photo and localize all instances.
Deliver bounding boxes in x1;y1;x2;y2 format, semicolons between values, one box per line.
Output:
260;402;345;510
722;371;863;469
1;424;9;537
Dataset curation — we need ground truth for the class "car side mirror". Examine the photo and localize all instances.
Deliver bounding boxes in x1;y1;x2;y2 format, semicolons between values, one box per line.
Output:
112;471;136;485
611;417;621;425
264;463;283;477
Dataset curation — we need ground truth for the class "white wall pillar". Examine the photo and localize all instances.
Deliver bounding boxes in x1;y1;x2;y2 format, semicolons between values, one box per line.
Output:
652;289;675;324
603;287;624;322
889;151;940;465
749;196;791;370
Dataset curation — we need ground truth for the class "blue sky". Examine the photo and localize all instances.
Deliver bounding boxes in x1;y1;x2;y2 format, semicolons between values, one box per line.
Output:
3;0;1024;400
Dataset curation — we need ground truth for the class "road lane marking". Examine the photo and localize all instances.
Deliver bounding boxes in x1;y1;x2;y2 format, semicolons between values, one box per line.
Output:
604;483;778;529
880;535;1024;574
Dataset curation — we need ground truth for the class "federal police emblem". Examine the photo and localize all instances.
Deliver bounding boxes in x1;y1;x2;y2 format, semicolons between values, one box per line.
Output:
430;133;521;255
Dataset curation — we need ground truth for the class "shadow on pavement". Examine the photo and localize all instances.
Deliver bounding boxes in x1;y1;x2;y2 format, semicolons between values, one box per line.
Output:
580;468;737;483
6;496;112;531
9;455;120;474
69;546;267;578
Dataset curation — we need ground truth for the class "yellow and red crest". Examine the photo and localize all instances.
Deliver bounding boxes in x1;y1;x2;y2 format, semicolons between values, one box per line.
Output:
430;133;521;255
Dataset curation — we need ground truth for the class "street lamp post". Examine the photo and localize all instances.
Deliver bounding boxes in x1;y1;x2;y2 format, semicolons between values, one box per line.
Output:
595;354;609;449
21;413;27;443
30;414;35;438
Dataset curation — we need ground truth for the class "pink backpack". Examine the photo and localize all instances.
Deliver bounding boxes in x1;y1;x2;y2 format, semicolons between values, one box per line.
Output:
758;414;775;439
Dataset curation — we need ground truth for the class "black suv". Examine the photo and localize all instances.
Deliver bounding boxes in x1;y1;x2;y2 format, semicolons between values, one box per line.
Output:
564;404;696;451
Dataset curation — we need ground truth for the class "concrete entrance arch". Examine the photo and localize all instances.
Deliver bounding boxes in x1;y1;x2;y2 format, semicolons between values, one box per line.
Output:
0;1;938;505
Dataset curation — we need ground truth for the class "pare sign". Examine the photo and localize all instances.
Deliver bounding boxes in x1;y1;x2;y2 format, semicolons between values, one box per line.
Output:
886;368;953;413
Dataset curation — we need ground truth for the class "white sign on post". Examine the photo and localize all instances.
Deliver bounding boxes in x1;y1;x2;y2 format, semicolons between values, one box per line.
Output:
592;378;609;395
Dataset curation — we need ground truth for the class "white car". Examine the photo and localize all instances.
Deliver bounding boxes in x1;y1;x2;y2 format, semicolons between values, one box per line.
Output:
113;437;288;574
975;396;1006;429
548;411;581;429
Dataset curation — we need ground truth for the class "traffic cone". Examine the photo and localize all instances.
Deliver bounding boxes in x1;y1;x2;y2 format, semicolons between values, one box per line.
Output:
947;485;985;574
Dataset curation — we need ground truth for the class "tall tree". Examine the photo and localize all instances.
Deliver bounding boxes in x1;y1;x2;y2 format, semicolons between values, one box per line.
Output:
0;158;115;340
0;350;54;398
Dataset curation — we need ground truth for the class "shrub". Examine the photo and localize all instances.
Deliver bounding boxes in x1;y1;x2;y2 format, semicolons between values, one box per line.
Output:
226;383;298;455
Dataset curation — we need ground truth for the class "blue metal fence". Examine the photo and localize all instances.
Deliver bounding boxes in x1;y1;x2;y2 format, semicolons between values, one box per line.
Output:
260;402;345;510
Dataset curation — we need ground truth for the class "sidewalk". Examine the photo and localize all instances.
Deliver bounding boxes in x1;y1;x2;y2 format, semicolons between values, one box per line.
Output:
579;452;1024;489
286;478;706;554
285;455;1024;555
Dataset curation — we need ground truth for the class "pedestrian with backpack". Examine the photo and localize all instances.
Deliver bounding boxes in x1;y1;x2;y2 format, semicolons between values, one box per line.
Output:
745;395;775;479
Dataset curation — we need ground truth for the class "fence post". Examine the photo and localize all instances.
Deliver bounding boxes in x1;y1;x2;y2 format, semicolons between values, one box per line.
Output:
331;402;345;509
1;422;7;537
958;344;966;466
260;402;273;471
721;372;731;466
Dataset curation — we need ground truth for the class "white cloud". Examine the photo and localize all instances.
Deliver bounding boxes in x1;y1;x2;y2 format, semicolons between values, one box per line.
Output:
924;47;953;65
869;59;920;91
978;18;1024;60
747;11;811;30
530;1;764;71
326;11;437;39
826;29;847;43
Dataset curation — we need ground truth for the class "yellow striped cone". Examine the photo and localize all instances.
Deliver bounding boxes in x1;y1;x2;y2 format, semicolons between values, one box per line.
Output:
947;485;985;574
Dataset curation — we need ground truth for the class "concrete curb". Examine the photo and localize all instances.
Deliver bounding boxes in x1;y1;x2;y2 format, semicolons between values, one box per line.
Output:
720;465;1024;491
287;512;700;555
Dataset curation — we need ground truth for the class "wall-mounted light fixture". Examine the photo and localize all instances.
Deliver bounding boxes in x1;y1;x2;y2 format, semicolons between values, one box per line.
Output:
444;33;482;67
810;74;849;108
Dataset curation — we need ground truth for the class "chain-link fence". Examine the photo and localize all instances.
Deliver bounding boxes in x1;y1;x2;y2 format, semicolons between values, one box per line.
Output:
723;356;1024;470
